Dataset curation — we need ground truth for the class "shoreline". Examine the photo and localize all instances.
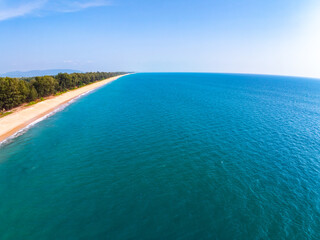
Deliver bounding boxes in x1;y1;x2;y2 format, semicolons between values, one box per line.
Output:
0;74;129;144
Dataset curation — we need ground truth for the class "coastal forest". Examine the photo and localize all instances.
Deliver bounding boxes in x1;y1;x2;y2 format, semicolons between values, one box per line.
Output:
0;72;126;112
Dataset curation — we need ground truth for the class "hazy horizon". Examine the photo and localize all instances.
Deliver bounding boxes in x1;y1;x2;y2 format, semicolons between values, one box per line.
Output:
1;0;320;79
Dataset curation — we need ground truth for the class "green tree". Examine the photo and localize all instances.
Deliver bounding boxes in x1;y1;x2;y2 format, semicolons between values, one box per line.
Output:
18;80;30;103
28;86;38;101
0;72;126;111
33;76;58;97
0;77;24;110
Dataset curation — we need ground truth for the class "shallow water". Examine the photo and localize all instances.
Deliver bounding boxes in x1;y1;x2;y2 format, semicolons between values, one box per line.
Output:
1;73;320;239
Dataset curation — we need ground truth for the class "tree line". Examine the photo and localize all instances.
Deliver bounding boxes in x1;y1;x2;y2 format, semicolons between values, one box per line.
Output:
0;72;126;111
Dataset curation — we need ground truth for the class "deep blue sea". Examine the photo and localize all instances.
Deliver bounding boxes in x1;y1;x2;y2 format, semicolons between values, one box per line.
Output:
1;73;320;239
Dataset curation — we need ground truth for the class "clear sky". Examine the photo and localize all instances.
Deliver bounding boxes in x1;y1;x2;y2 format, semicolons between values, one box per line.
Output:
1;0;320;78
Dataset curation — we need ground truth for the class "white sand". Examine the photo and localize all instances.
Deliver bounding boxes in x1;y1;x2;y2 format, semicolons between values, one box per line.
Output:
0;74;128;143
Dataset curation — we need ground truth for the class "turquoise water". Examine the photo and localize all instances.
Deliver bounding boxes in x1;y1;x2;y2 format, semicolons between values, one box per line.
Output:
1;73;320;239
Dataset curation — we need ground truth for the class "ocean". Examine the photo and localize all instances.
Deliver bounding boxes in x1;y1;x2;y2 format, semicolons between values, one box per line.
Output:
0;73;320;239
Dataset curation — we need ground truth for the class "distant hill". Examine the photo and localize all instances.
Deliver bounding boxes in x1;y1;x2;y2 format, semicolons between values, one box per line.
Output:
0;69;82;78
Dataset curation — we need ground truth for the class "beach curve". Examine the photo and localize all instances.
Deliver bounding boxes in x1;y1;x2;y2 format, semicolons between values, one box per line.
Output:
0;74;129;144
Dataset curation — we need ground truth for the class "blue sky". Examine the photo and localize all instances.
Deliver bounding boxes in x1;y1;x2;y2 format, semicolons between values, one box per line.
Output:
1;0;320;78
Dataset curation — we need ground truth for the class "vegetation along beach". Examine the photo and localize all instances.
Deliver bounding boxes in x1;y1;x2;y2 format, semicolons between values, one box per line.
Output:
0;72;128;143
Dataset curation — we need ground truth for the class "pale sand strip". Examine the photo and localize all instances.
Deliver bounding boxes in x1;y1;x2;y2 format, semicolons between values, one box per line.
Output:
0;74;129;143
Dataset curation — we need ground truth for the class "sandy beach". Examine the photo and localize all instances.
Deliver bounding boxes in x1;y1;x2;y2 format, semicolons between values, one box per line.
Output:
0;74;128;143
